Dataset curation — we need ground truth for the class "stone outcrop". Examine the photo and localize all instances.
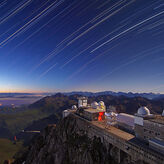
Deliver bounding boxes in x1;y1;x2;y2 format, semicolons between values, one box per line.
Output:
13;115;150;164
14;115;118;164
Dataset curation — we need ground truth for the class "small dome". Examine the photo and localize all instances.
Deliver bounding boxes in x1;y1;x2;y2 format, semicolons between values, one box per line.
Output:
99;101;105;106
91;101;99;109
137;107;150;116
99;101;106;110
72;105;77;110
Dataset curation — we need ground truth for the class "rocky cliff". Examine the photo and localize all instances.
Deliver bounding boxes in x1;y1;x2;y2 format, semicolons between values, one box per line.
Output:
13;115;118;164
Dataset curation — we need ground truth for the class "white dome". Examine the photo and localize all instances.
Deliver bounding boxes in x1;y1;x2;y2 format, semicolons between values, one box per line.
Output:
137;107;150;116
72;105;77;110
98;101;106;110
99;101;105;106
91;101;99;109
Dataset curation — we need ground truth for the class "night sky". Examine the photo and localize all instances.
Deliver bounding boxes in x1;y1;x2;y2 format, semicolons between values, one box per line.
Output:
0;0;164;93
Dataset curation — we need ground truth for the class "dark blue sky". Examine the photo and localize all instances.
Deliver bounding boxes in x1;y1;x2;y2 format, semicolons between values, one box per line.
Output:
0;0;164;93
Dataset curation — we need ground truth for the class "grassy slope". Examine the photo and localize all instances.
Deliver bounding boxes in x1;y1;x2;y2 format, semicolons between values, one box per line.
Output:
0;94;77;138
0;138;23;164
0;109;49;137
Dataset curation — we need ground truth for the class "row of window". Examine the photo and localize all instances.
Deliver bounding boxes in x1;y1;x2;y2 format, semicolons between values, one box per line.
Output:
143;129;160;136
129;143;163;162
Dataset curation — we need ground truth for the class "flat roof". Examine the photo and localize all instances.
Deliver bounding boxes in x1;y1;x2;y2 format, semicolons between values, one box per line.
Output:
72;113;134;140
148;115;164;125
92;120;134;141
72;113;164;159
84;108;105;113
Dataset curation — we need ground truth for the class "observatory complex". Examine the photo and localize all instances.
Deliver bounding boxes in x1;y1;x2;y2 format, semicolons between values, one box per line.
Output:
63;97;164;164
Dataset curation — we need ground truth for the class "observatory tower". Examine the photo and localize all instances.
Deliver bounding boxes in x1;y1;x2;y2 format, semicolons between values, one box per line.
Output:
78;97;87;108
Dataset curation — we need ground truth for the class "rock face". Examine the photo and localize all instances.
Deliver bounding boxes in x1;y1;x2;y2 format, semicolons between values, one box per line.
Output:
15;115;117;164
13;115;150;164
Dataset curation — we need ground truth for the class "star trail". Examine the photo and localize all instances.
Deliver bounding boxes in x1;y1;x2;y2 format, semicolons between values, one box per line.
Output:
0;0;164;93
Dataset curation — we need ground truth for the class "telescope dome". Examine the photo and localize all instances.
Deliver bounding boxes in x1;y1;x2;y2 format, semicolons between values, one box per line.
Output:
91;101;98;109
72;105;77;110
137;106;150;116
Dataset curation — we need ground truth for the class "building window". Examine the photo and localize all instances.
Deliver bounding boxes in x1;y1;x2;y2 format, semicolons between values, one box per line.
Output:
155;132;160;136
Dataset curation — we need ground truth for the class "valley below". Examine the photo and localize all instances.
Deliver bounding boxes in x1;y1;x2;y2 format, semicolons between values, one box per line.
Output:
0;97;43;107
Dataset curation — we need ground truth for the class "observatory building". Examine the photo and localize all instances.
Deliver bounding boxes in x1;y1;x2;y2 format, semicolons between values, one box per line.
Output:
63;98;164;156
76;97;106;121
116;113;135;132
106;106;164;154
62;98;164;164
63;97;106;121
134;107;164;154
78;97;88;108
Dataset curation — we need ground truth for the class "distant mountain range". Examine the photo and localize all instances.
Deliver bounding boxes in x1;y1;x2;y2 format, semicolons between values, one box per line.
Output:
0;91;163;100
63;91;163;100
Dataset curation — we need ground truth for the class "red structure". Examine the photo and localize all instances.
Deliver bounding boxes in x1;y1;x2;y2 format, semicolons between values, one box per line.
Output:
98;112;105;121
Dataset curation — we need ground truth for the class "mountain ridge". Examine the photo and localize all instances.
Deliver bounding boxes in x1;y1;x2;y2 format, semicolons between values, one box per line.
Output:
0;91;163;100
63;91;162;100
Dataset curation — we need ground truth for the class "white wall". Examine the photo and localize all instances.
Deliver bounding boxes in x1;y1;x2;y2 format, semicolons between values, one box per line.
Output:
134;116;143;126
